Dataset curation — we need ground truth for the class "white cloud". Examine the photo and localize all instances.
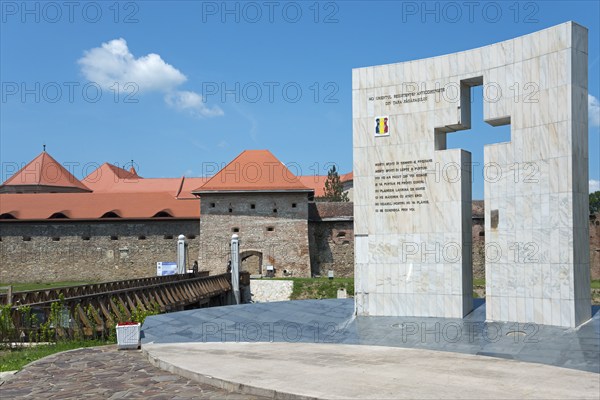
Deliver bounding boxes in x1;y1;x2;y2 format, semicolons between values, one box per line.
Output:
165;91;224;118
217;140;229;148
590;179;600;193
589;94;600;128
78;38;223;118
78;38;186;92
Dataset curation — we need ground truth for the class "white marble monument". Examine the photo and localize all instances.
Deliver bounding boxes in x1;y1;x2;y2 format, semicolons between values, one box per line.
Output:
353;21;591;327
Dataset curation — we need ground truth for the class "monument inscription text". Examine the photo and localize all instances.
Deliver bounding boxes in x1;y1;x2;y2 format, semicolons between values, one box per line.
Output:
374;159;432;213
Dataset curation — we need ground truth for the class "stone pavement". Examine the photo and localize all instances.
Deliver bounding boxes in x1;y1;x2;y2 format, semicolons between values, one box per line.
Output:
0;345;267;399
144;341;600;400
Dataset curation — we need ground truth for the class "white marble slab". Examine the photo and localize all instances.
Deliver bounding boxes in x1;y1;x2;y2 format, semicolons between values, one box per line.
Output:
353;22;590;327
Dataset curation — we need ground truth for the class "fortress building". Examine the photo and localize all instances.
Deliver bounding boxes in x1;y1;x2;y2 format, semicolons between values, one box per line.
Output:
1;149;597;284
0;149;354;282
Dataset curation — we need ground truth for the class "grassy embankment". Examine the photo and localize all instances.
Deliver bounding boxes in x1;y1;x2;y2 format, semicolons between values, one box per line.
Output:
278;277;355;300
0;340;113;372
279;277;600;303
0;281;90;292
0;281;142;372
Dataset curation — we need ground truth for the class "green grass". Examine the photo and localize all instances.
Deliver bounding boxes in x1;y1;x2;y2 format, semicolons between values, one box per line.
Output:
473;278;486;287
271;277;354;300
591;280;600;289
0;282;91;292
0;340;112;372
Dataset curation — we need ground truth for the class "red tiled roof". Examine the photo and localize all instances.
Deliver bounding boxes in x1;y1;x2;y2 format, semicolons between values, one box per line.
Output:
82;163;141;192
0;192;199;220
0;151;91;193
193;150;312;193
177;177;209;198
0;149;350;221
340;172;353;182
84;174;208;198
298;175;328;197
298;172;353;197
0;156;202;220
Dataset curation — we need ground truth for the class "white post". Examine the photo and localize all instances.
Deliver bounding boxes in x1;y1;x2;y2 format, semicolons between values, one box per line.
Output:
231;234;240;304
177;234;187;274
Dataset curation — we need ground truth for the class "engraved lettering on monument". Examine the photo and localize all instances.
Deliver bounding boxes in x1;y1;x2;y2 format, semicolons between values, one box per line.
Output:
373;159;432;213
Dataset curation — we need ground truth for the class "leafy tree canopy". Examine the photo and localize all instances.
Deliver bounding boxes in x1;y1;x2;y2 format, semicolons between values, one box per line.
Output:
590;191;600;214
317;165;349;202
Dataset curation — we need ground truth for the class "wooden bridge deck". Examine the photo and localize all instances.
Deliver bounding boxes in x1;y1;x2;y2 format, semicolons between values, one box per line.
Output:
0;272;249;342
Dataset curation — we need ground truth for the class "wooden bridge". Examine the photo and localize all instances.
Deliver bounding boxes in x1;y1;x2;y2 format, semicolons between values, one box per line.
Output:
0;272;249;342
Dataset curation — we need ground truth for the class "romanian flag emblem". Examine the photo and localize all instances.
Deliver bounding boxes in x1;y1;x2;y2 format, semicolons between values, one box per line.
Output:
375;116;389;137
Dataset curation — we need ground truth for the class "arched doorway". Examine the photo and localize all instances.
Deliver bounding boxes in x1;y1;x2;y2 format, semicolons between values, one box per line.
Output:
240;250;263;275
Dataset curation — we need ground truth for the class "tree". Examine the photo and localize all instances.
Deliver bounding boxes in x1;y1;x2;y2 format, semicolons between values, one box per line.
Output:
319;165;349;202
590;191;600;214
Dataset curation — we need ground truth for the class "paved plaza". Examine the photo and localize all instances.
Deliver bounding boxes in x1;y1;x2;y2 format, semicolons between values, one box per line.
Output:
142;299;600;373
139;299;600;399
0;345;266;399
1;299;598;399
144;341;600;400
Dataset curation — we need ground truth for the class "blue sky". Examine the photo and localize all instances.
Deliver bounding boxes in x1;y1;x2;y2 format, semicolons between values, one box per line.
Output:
1;0;599;199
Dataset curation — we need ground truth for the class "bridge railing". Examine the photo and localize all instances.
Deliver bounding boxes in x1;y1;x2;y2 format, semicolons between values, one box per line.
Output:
0;272;249;344
0;272;209;306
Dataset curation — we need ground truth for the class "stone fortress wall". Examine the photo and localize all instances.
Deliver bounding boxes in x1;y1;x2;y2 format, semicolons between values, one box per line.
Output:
0;220;200;283
1;203;598;283
198;193;312;277
308;202;354;278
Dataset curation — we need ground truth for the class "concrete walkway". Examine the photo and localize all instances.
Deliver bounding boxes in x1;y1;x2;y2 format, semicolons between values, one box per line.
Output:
144;342;600;400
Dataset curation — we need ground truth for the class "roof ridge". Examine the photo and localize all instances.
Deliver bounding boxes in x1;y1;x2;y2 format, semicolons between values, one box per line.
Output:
198;149;252;189
1;151;91;192
85;162;141;181
194;150;311;193
175;176;185;198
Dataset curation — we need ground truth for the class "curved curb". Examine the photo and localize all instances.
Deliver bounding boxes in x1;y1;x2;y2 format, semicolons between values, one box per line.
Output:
142;346;319;400
141;342;600;400
0;371;17;386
